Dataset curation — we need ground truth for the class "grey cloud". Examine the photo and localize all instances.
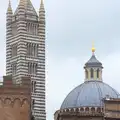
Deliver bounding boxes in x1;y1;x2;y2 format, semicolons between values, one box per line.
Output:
47;0;120;58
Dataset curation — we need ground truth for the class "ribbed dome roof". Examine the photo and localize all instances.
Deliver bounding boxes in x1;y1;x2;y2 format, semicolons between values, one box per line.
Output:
84;54;103;68
61;81;119;109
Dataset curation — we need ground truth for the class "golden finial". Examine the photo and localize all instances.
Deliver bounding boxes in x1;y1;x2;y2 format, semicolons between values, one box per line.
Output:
91;41;95;53
7;0;12;12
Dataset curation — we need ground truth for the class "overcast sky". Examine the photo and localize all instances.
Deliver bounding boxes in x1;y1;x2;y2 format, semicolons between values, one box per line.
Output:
1;0;120;120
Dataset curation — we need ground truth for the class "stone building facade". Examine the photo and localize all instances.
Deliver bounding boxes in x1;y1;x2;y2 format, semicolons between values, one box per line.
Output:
6;0;46;119
104;98;120;119
0;76;31;120
54;47;120;120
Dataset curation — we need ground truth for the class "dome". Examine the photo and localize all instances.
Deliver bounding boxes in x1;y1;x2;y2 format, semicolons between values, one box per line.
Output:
60;47;120;110
61;81;119;109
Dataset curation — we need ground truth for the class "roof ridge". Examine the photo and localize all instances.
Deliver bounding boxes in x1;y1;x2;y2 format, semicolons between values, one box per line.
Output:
14;0;37;16
85;54;102;68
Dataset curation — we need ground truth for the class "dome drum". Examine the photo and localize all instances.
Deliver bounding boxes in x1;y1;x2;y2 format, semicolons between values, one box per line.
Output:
60;107;103;113
54;107;104;120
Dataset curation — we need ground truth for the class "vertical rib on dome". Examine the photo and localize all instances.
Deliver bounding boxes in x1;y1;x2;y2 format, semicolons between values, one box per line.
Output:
85;54;102;68
60;81;119;109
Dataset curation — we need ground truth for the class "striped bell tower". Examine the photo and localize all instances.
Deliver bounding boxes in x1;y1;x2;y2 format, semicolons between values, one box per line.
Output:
6;0;46;120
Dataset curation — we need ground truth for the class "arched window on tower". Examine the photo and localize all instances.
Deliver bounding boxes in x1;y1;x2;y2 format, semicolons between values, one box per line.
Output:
90;68;94;78
97;69;99;78
85;69;88;79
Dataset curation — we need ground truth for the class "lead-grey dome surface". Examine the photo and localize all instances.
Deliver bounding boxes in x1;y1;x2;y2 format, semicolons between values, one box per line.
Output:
61;81;119;109
85;54;103;68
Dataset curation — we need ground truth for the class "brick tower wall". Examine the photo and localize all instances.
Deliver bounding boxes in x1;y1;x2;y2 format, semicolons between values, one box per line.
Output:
0;76;31;120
